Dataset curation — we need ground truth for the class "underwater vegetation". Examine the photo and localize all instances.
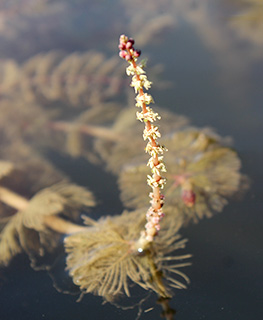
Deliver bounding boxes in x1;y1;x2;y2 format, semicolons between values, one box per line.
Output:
0;50;168;164
229;0;263;45
119;128;247;224
0;33;248;320
65;209;191;304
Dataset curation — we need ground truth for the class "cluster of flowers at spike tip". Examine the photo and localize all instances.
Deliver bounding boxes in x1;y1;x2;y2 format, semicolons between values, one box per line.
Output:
118;34;167;244
119;34;141;62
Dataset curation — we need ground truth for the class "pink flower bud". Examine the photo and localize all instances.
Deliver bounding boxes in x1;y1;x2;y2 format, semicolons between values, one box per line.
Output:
118;43;126;50
128;38;135;45
126;41;133;49
125;54;132;61
152;216;160;224
134;50;141;58
182;189;196;207
119;34;128;44
145;222;154;230
119;50;127;59
158;212;165;219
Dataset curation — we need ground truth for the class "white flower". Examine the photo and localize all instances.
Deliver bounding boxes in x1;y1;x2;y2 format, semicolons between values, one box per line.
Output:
131;74;152;93
147;144;167;156
146;143;163;155
143;107;160;122
140;75;152;90
157;177;167;189
136;111;144;122
147;175;158;188
135;93;154;108
143;125;161;140
147;156;166;175
127;63;146;76
147;175;166;189
151;162;167;176
147;156;155;168
134;65;145;75
130;75;143;93
136;108;160;123
126;64;136;76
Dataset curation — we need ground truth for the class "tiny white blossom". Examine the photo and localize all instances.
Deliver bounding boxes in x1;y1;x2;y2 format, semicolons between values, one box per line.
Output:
158;178;166;189
151;162;167;176
140;75;152;90
147;175;159;188
131;75;143;93
147;156;166;174
143;107;160;122
147;157;155;168
126;64;136;76
135;93;154;108
135;65;145;75
143;125;161;140
136;111;144;122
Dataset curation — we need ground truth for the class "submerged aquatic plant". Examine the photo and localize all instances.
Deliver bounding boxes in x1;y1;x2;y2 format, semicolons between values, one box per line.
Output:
0;32;248;320
65;209;191;303
0;51;125;107
0;169;95;268
230;0;263;45
119;128;247;223
64;36;191;315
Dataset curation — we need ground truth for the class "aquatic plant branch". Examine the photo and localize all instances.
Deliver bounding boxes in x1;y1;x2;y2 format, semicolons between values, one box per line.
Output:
49;121;122;142
157;297;176;320
0;186;28;211
0;186;87;234
43;215;87;234
119;35;167;249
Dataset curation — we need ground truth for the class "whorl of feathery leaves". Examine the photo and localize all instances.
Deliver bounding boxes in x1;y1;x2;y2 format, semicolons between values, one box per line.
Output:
0;51;166;110
65;209;191;303
118;129;246;223
21;183;95;231
0;183;95;266
0;51;126;108
0;213;23;266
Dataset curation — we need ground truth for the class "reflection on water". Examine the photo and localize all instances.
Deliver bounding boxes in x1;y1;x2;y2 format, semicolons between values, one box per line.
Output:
0;0;262;319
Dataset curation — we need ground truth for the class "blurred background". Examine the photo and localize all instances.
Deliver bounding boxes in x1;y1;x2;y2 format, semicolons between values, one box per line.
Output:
0;0;262;319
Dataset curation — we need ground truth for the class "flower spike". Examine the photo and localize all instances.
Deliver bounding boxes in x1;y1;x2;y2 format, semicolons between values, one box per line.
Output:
119;35;167;249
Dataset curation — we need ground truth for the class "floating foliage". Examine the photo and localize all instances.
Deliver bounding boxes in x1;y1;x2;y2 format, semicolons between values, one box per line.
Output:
0;51;126;108
119;129;247;223
0;51;165;111
0;183;95;267
65;209;191;304
230;0;263;45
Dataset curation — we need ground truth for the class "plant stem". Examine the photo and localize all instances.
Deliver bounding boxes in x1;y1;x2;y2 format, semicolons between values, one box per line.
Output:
0;186;87;234
157;297;176;320
0;186;28;211
49;121;122;142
